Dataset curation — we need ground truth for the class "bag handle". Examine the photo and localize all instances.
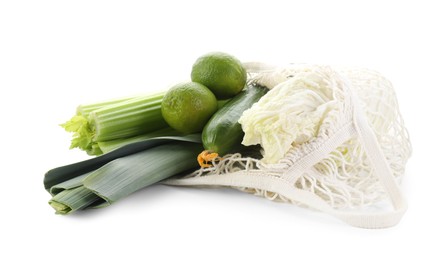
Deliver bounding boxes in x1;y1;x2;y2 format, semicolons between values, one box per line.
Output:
348;92;408;224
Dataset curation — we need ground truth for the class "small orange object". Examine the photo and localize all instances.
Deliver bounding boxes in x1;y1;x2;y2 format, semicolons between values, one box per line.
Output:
197;150;220;167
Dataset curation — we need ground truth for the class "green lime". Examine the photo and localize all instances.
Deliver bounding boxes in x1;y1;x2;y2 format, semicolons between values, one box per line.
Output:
191;52;247;99
161;82;218;134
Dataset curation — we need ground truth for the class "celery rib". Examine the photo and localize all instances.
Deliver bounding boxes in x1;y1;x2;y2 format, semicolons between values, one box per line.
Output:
97;127;181;154
76;95;139;118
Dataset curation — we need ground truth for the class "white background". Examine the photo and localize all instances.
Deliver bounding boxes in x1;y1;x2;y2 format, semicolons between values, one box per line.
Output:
1;0;443;259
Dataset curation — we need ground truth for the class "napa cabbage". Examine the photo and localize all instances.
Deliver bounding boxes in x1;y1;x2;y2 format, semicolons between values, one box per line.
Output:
239;67;336;163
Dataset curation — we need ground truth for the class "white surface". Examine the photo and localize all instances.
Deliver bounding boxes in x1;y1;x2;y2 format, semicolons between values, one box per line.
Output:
0;0;443;259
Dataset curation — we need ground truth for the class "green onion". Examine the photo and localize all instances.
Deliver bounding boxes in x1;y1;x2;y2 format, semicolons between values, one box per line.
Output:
45;135;202;214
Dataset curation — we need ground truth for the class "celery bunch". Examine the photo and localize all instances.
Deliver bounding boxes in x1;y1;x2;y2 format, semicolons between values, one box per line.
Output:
61;92;174;155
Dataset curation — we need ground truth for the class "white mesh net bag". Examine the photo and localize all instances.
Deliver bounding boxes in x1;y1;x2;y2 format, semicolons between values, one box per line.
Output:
164;63;412;229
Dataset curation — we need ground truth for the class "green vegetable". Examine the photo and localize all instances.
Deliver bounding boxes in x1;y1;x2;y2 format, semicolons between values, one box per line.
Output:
45;135;202;214
198;84;268;167
61;92;170;155
239;69;335;163
90;93;168;141
97;127;180;154
76;95;138;118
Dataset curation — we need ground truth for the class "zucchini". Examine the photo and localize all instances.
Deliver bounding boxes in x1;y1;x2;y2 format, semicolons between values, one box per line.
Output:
198;83;268;167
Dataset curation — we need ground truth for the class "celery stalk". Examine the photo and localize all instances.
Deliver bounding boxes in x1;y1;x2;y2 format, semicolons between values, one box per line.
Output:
61;92;169;155
76;95;138;118
97;127;181;154
89;92;167;142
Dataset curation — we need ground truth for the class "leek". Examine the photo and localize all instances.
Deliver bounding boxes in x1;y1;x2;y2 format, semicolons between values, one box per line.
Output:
45;135;202;214
50;186;101;214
